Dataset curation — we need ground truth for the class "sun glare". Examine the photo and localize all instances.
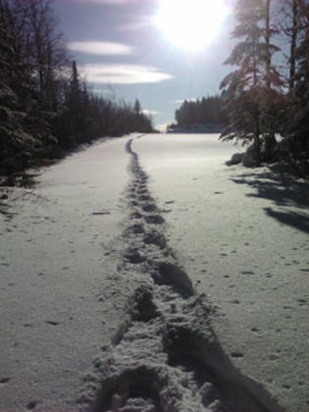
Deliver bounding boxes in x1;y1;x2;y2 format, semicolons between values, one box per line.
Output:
155;0;229;52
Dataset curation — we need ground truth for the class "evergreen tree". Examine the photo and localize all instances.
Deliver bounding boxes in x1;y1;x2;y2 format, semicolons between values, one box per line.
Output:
288;0;299;90
283;1;309;170
133;98;141;115
54;60;85;148
174;96;226;127
0;0;38;177
220;0;282;165
131;99;153;133
279;0;305;91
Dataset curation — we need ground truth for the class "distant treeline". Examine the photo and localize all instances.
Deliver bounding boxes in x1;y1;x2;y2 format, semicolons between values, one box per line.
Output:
0;0;154;182
174;96;227;127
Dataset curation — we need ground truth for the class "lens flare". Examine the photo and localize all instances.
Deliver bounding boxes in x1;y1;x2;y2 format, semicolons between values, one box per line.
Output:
155;0;229;52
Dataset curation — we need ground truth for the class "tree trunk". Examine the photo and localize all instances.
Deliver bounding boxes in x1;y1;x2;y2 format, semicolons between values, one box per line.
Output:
289;0;298;91
265;0;272;90
254;106;261;166
263;0;277;161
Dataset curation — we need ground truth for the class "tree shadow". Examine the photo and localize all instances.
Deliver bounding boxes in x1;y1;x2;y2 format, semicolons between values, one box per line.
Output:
264;207;309;234
230;167;309;232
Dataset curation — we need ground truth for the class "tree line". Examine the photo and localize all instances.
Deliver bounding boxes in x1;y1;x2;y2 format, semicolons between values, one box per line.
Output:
221;0;309;171
0;0;154;183
174;96;227;127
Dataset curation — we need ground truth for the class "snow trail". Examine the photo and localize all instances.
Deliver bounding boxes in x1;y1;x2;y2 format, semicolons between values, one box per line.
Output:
80;137;283;412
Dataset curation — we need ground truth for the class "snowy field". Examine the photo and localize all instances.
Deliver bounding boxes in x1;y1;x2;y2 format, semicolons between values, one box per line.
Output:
0;134;308;412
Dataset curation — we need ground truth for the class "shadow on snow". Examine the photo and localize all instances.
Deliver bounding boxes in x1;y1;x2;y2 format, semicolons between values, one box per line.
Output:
230;168;309;234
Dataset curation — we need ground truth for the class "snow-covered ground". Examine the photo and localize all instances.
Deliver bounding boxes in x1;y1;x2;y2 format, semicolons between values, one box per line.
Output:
0;134;308;412
0;137;133;411
135;134;309;412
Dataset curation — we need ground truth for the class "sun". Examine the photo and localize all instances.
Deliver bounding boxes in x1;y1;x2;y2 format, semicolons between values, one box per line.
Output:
155;0;229;52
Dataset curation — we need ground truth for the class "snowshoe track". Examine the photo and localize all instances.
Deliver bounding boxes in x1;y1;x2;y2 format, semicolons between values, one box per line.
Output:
80;137;283;412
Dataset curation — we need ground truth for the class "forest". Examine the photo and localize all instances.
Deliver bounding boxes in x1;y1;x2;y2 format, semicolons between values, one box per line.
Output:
173;0;309;173
0;0;154;184
173;96;227;127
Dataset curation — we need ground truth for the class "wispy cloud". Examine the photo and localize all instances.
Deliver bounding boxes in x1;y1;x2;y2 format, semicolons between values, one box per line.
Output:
171;98;198;104
90;88;115;96
142;109;160;116
83;64;172;85
68;41;134;56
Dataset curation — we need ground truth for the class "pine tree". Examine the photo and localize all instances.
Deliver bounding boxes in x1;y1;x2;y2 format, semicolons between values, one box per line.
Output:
284;1;309;170
55;60;83;148
289;0;299;90
0;0;38;177
220;0;282;165
133;98;141;115
131;99;153;133
279;0;305;92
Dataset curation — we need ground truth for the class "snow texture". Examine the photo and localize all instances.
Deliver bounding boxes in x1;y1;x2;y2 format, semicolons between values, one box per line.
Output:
0;134;308;412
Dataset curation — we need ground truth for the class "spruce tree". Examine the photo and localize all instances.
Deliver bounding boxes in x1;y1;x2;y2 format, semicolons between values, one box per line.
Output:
285;1;309;170
220;0;282;165
0;0;38;177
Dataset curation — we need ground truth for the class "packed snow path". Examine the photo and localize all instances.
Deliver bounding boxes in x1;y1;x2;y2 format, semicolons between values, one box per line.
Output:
80;138;284;412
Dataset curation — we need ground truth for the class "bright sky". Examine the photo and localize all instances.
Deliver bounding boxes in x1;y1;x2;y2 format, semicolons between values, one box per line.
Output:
53;0;235;129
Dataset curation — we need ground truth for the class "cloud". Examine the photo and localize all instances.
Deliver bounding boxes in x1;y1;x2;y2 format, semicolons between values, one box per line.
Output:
142;109;159;116
171;98;198;104
90;88;116;96
68;41;134;56
83;64;172;85
142;109;161;116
